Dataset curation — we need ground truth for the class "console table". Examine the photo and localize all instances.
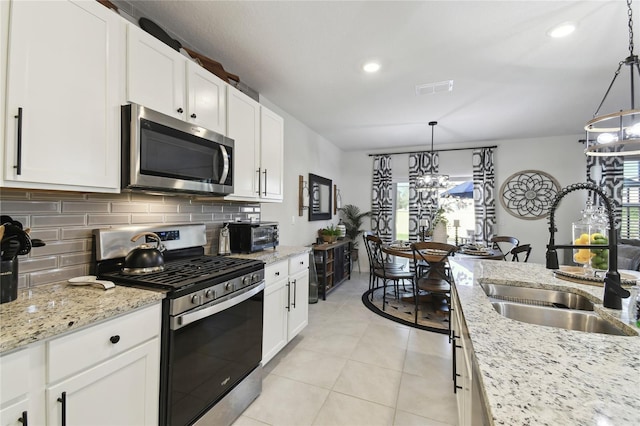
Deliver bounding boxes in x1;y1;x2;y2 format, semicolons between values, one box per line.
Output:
313;239;351;300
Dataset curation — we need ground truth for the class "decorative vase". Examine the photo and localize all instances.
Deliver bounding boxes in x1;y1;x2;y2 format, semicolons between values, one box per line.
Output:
432;222;448;243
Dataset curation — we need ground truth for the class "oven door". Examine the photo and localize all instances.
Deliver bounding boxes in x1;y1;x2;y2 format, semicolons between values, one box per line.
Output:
165;282;264;426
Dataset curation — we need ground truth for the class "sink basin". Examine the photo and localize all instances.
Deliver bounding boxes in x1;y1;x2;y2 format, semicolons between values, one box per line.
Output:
491;301;631;336
481;283;594;311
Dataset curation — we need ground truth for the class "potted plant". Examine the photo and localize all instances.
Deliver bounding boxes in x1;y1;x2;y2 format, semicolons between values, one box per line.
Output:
338;204;371;249
320;224;341;243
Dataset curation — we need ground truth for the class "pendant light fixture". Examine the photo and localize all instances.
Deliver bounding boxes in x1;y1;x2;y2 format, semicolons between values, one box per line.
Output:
585;0;640;157
416;121;449;192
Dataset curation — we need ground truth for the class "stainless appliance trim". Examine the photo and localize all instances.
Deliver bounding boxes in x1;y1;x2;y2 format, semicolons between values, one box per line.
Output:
193;365;262;426
94;223;206;261
220;145;229;184
171;281;264;330
122;103;234;196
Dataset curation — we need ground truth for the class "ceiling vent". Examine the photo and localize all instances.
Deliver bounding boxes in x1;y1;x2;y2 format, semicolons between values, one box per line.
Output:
415;80;454;95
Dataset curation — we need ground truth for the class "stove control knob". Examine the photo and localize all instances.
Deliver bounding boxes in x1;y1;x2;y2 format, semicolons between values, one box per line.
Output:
225;282;234;291
251;274;260;283
242;276;251;286
191;294;201;305
205;289;215;299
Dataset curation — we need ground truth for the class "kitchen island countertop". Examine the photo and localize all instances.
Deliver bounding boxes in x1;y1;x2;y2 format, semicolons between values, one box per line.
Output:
451;259;640;425
0;283;165;354
229;245;311;264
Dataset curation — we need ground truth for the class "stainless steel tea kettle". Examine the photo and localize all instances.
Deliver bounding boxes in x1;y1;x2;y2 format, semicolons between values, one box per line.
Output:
218;224;231;255
123;232;165;274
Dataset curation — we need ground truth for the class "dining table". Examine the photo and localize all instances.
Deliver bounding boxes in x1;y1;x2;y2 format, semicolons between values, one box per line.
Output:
381;242;504;262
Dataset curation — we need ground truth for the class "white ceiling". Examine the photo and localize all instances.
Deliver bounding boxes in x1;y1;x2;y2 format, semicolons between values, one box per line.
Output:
129;0;636;152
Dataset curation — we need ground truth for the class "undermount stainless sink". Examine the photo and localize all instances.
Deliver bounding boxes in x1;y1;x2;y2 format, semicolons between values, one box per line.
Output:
481;283;594;311
490;301;632;336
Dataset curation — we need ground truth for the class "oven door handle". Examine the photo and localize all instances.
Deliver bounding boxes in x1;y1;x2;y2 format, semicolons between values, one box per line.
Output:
172;281;264;330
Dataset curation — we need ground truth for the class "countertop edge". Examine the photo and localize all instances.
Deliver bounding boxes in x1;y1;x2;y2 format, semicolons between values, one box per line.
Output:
0;283;165;355
228;245;311;264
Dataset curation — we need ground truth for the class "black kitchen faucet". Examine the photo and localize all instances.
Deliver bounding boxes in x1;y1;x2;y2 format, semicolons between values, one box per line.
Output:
546;182;631;310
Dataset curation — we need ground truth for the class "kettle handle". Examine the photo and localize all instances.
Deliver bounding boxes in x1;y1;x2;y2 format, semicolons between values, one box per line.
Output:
130;232;165;251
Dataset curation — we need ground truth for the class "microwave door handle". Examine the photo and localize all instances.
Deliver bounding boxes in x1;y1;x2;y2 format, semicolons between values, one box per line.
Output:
219;145;229;184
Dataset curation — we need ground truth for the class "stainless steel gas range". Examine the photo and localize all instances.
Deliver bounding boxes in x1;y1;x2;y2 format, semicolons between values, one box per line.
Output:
93;224;264;426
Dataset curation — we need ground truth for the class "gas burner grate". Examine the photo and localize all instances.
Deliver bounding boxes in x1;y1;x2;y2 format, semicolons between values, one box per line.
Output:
101;256;263;290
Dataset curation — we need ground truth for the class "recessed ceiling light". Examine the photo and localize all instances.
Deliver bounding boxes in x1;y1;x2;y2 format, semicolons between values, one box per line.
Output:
363;62;381;73
548;22;576;38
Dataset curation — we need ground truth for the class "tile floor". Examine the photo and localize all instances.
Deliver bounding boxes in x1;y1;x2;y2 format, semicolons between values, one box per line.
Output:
232;272;458;426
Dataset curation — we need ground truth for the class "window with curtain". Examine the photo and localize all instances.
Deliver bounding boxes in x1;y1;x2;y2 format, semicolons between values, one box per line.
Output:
621;158;639;239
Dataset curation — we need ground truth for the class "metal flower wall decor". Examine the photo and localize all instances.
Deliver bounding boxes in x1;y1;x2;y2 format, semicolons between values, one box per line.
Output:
499;170;560;220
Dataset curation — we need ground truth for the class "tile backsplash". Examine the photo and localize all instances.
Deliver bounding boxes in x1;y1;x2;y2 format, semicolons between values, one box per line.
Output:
0;190;260;288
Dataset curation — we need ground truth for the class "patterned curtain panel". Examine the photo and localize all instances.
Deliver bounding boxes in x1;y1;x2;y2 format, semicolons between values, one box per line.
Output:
586;155;623;230
371;155;394;242
472;148;496;246
408;152;439;242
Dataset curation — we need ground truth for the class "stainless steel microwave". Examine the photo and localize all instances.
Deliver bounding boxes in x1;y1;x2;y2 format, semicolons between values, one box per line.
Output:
121;103;234;196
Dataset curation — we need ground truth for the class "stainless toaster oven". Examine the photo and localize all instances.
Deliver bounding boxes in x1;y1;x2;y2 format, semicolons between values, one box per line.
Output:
226;222;279;253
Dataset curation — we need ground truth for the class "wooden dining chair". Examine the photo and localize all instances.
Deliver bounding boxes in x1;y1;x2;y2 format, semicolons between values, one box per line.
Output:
509;244;531;262
364;235;413;309
363;233;406;291
410;242;458;324
490;236;519;260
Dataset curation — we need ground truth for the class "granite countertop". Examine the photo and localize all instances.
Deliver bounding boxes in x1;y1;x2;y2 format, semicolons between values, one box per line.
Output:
451;259;640;425
0;283;165;355
229;245;311;264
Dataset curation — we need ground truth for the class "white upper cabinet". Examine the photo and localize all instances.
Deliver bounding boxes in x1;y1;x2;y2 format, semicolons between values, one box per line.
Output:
2;0;122;192
126;24;227;135
259;107;284;201
126;24;185;120
225;91;284;202
187;61;227;134
225;87;260;200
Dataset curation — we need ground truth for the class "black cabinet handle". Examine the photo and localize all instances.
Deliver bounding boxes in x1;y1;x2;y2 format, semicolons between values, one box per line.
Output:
256;168;261;195
18;410;27;425
110;335;120;344
292;279;297;309
190;113;196;118
275;271;280;276
285;281;291;312
263;169;268;196
57;391;66;426
177;107;184;113
14;107;23;175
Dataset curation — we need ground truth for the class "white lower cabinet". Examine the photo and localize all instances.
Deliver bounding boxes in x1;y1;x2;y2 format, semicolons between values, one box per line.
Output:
0;303;161;426
0;344;45;426
452;286;486;426
45;339;159;426
262;253;309;365
287;255;309;339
